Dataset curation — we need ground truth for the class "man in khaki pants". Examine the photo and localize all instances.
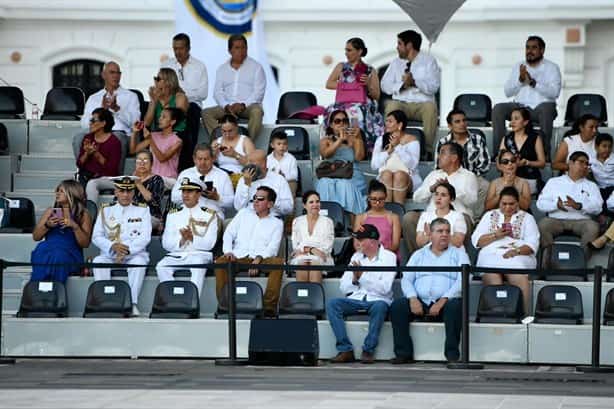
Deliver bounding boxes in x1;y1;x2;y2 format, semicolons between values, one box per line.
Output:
381;29;440;156
202;34;265;140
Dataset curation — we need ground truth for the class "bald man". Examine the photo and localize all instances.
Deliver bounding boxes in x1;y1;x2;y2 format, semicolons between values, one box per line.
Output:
72;61;141;175
233;149;293;217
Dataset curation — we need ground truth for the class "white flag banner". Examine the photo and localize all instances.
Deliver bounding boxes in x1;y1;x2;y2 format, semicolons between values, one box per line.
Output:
174;0;280;123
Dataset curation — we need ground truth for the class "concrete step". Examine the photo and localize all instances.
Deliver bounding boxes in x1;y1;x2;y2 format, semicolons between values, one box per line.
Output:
28;119;81;154
13;171;75;191
20;154;77;173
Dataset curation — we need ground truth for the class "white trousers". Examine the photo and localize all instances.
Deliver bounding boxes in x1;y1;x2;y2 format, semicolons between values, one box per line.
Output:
93;253;149;304
156;252;212;296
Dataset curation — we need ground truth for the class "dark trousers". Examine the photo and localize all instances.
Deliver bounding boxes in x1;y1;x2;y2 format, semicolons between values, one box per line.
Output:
178;102;202;172
389;297;462;361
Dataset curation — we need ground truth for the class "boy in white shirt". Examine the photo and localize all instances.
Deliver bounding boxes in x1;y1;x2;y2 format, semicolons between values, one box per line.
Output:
266;130;298;198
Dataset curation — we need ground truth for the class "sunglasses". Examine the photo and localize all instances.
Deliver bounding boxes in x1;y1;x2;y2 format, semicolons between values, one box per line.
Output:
178;68;184;81
499;158;517;165
153;76;162;82
333;118;349;125
252;195;267;202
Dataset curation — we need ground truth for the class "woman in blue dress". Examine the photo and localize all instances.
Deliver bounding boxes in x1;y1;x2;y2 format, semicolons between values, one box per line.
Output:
324;37;384;153
316;109;367;223
31;180;93;283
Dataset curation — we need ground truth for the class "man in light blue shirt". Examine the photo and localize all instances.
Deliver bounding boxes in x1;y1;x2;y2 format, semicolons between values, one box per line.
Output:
390;218;469;364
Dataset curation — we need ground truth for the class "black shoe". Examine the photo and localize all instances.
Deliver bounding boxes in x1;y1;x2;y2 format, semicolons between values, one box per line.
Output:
390;356;414;365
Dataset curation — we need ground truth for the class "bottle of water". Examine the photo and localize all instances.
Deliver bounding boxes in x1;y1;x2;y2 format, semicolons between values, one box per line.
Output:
31;103;39;120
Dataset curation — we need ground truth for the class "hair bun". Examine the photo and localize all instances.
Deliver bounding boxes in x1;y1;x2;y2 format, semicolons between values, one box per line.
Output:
362;47;368;57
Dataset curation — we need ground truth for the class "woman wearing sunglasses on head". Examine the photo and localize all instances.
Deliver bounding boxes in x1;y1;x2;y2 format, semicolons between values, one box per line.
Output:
77;108;122;200
485;149;531;212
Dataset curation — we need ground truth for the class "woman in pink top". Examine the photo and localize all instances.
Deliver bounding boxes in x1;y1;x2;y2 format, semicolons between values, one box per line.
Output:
353;180;401;259
130;107;183;183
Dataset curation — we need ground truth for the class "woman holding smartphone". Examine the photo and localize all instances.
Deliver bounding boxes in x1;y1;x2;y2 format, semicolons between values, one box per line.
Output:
471;186;539;315
324;37;384;153
31;180;92;283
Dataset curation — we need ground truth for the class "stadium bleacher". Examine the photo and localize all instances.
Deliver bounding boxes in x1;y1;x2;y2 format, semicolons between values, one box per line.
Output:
1;86;614;363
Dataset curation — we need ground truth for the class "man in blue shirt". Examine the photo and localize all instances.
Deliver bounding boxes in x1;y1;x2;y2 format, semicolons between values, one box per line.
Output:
390;217;469;364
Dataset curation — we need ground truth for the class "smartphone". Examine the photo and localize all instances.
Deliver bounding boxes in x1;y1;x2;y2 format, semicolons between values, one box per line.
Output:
349;117;359;128
52;208;63;219
502;223;512;232
204;181;214;191
382;132;391;149
135;121;144;131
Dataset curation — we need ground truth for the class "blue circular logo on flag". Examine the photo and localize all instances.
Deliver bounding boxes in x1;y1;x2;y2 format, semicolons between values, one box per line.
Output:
188;0;257;34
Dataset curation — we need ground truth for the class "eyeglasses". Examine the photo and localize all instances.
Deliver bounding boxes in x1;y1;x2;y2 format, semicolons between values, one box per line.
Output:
333;118;349;125
178;68;184;81
499;158;517;165
153;76;162;82
136;159;150;164
89;118;103;123
368;197;385;203
252;195;266;202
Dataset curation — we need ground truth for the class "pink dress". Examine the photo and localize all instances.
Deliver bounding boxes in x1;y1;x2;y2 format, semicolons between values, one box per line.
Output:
363;214;399;260
150;131;181;178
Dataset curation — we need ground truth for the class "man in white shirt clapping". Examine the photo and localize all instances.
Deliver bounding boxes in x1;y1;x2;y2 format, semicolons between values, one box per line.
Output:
492;36;562;156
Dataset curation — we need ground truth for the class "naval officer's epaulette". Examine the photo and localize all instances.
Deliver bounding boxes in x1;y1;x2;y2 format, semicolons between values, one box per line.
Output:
169;206;182;214
137;202;147;208
201;207;216;215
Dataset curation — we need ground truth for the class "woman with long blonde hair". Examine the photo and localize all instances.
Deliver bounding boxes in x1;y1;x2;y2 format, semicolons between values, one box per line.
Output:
31;180;93;283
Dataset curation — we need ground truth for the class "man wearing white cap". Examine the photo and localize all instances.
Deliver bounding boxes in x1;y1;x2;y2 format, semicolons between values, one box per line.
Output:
91;176;151;317
156;176;218;295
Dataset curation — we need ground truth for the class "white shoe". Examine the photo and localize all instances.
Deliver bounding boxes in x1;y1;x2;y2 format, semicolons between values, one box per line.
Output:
131;304;140;317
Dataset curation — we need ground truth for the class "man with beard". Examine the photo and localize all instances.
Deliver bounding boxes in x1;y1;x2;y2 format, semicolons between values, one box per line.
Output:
492;36;561;155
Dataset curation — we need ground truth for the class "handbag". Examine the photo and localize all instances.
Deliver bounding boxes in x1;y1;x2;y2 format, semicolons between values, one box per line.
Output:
335;82;366;104
316;160;353;179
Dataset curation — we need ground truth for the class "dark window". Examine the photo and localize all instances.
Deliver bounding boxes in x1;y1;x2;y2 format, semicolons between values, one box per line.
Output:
53;59;104;99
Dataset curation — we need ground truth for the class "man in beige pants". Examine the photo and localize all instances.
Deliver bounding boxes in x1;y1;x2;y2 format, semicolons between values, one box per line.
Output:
202;34;265;140
381;29;440;157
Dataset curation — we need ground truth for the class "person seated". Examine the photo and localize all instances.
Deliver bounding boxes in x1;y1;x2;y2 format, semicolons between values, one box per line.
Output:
416;182;466;251
498;107;546;194
370;110;421;204
130;107;183;186
492;36;561;156
590;192;614;249
435;109;491;215
324;37;384;152
289;190;334;283
485;149;531;212
171;144;234;221
402;142;477;255
472;186;539;315
316;109;367;221
552;114;599;173
132;151;165;233
202;34;265;139
353;180;401;258
91;177;151;317
215;186;284;316
31;180;92;283
537;151;602;256
233;150;293;218
267;130;298;199
381;29;440;157
156;177;218;295
211;114;256;188
72;61;140;174
591;133;614;204
144;68;191;172
390;218;468;364
77;108;122;199
327;224;396;364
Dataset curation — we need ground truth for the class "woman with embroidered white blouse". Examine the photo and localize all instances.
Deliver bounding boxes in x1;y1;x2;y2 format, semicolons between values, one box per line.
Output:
371;110;421;204
472;186;539;315
290;190;334;283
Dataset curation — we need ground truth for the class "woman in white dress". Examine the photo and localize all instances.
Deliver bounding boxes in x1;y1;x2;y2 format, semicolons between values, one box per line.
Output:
552;114;599;173
472;186;540;315
290;190;335;283
416;182;467;250
370;110;422;204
